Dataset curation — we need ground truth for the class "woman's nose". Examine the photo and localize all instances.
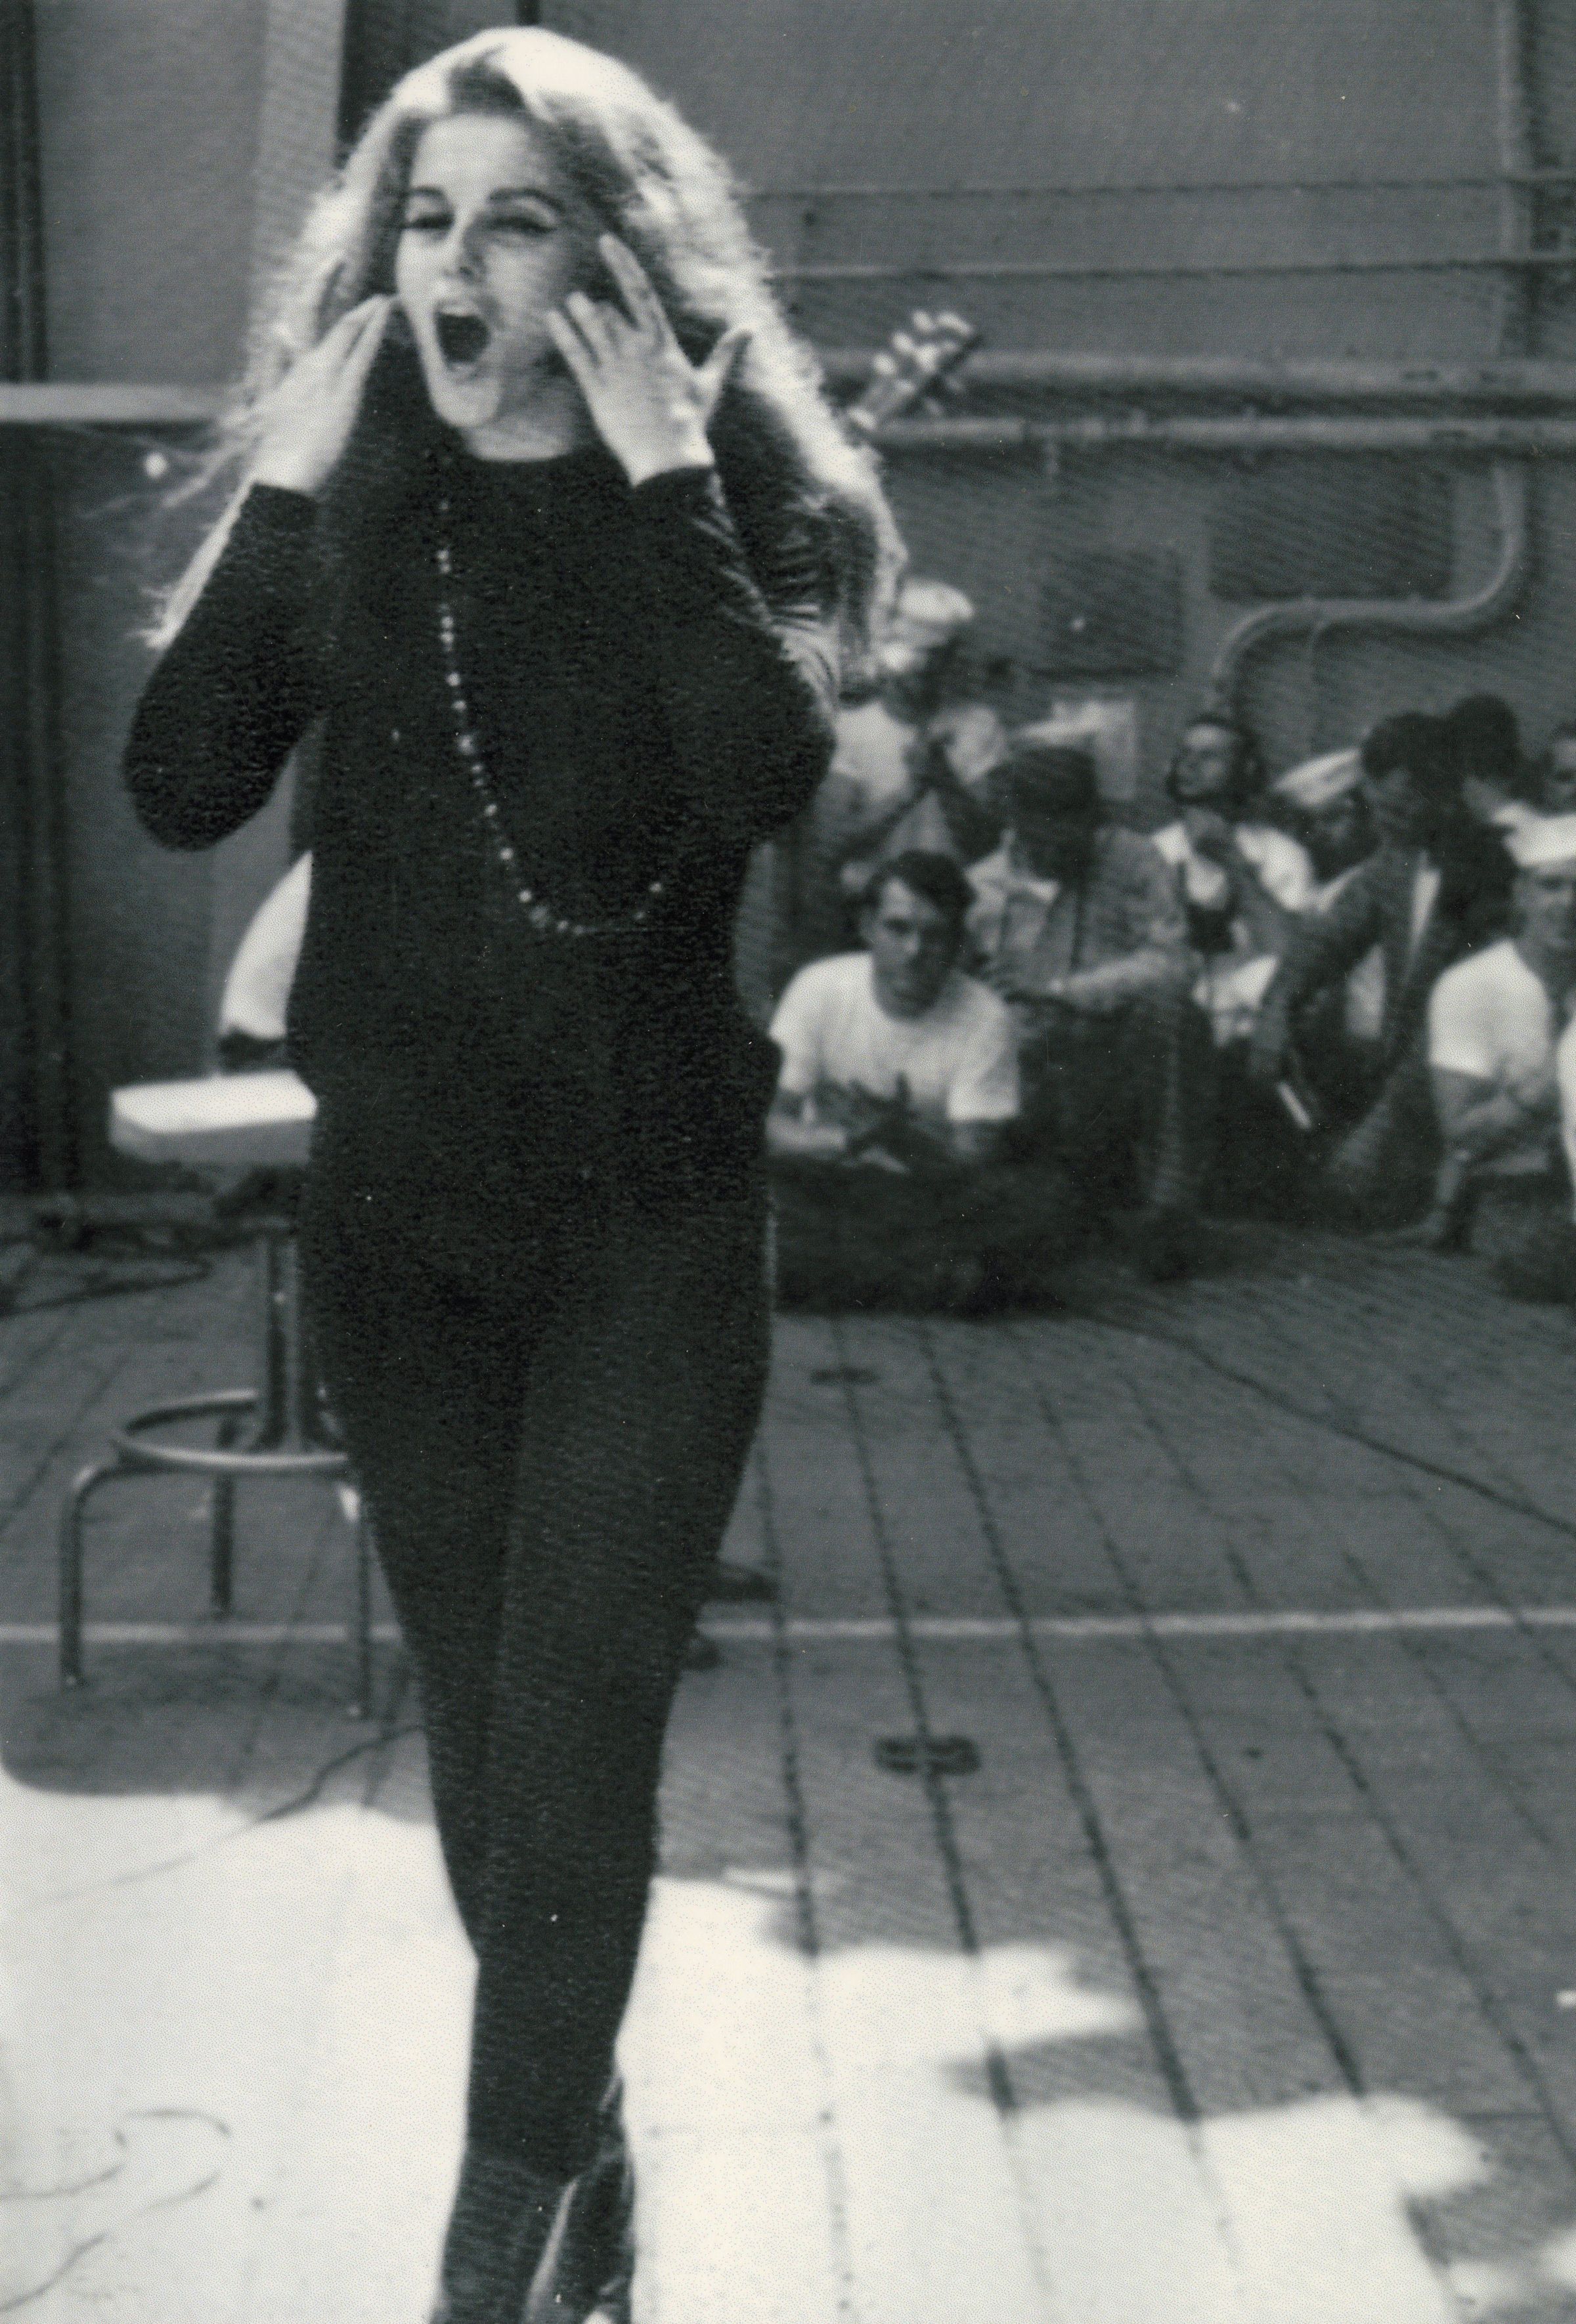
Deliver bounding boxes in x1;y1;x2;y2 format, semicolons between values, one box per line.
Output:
443;217;485;277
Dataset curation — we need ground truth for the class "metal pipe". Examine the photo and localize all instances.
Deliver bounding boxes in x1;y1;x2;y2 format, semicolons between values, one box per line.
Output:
1204;463;1530;707
822;348;1576;406
753;169;1576;202
0;381;224;425
18;364;1576;431
16;356;1576;435
779;251;1576;284
874;414;1576;454
1206;0;1536;711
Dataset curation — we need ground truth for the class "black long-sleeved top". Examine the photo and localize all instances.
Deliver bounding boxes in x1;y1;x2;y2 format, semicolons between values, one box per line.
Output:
125;441;839;1209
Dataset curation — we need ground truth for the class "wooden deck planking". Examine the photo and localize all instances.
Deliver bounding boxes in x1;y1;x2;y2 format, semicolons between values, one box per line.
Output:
5;1222;1576;2319
1082;1333;1576;2145
753;1312;893;1622
777;1643;1055;2324
628;1650;849;2324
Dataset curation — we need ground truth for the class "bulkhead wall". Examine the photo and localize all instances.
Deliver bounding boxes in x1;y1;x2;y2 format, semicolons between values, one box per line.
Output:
549;0;1576;798
21;0;1576;1178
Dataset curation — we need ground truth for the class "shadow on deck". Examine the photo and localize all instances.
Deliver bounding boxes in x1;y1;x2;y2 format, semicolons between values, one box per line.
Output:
3;1218;1576;2320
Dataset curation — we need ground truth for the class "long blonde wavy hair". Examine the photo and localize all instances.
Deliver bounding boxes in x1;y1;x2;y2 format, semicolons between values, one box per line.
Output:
155;25;900;657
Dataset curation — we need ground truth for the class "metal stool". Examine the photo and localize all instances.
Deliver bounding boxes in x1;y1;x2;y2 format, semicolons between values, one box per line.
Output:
58;1073;375;1715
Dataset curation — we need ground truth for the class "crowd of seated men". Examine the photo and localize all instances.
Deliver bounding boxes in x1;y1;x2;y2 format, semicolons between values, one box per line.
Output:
215;565;1576;1316
766;573;1576;1312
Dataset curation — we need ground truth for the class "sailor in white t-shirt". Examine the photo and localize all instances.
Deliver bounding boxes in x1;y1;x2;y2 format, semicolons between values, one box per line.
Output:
1423;815;1576;1278
770;854;1018;1168
766;852;1071;1312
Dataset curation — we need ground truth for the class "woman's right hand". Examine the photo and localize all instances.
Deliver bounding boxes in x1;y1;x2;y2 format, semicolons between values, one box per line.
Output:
252;297;394;499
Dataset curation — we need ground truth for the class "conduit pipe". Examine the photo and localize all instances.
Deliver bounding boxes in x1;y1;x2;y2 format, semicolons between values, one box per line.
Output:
842;7;1543;714
866;415;1532;706
873;414;1576;455
825;349;1576;406
1205;460;1530;706
0;382;225;427
782;251;1576;284
1204;0;1536;709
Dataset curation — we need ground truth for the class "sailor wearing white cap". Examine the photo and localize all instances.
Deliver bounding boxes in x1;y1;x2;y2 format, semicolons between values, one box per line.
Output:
1505;811;1576;870
808;575;1007;947
1252;712;1514;1224
1271;747;1386;1048
1423;814;1576;1291
1273;748;1363;821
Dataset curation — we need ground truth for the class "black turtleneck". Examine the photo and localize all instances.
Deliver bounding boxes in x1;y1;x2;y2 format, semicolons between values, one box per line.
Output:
125;444;839;1206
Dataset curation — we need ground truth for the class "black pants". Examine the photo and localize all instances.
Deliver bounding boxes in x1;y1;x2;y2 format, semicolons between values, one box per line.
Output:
1018;988;1215;1217
302;1134;769;2182
770;1157;1082;1311
1322;1037;1440;1226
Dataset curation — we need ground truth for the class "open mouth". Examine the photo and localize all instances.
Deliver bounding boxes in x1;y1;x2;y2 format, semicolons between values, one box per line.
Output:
435;311;491;368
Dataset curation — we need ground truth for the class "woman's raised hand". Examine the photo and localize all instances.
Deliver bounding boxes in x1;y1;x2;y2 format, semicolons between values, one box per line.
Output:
252;297;394;499
548;236;748;488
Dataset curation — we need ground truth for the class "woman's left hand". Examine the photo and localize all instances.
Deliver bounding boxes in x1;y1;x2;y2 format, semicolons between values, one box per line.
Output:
547;236;749;488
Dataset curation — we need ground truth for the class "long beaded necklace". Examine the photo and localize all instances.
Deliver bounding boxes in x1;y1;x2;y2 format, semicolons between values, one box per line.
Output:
433;496;666;941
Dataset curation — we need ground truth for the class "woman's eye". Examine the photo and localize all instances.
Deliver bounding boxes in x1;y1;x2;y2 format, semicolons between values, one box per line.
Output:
401;211;449;235
491;214;552;238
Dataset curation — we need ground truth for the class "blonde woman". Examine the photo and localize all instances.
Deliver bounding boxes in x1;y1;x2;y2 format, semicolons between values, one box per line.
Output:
126;28;896;2321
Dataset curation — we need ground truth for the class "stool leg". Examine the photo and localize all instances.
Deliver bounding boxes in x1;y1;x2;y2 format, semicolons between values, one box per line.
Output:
350;1495;374;1721
255;1228;289;1450
58;1459;120;1689
295;1270;329;1447
208;1408;243;1616
209;1477;236;1616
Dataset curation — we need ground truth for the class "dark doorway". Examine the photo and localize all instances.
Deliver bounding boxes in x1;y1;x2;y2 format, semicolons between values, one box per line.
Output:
0;0;70;1190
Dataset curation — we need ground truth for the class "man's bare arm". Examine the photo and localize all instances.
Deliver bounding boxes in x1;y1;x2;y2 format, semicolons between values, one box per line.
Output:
769;1082;1002;1171
1432;1063;1557;1167
766;1088;850;1162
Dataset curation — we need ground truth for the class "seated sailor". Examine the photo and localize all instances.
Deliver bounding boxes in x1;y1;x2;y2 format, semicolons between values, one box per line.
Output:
1420;813;1576;1301
968;739;1210;1279
768;850;1074;1310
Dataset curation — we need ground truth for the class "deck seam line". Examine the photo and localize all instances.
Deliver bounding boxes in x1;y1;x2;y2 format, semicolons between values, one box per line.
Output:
11;1604;1576;1647
752;1439;860;2324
